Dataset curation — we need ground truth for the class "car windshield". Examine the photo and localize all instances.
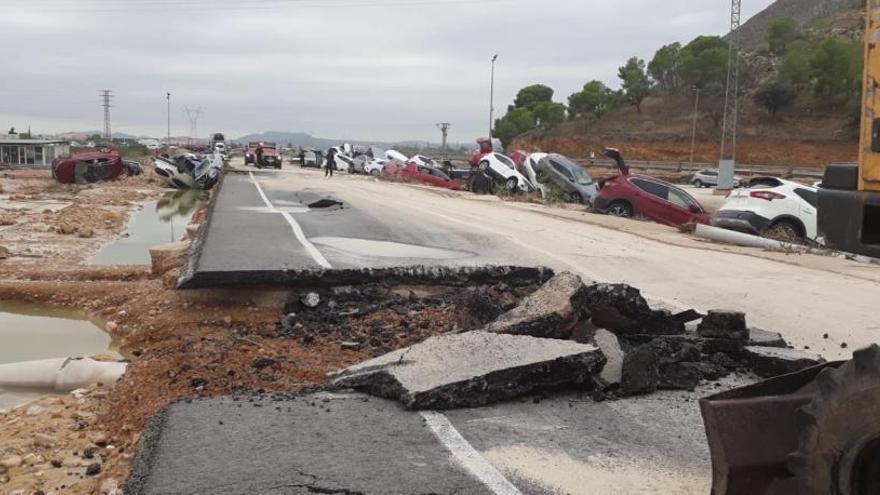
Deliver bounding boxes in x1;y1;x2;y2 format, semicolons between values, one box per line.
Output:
496;154;514;169
570;166;593;186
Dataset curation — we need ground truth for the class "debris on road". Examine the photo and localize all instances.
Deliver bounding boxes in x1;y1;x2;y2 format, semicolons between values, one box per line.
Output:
328;331;605;409
744;346;824;378
485;271;589;339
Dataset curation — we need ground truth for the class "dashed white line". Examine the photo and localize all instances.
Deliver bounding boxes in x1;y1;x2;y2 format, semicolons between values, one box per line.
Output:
248;172;332;269
420;411;522;495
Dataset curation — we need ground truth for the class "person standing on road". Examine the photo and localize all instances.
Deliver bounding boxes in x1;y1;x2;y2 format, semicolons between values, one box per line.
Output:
325;147;337;178
255;143;264;169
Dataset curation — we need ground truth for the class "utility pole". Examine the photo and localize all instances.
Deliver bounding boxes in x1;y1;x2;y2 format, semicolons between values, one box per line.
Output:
689;86;701;168
436;122;451;160
718;0;741;190
489;54;498;140
99;89;113;141
184;107;202;146
166;92;171;149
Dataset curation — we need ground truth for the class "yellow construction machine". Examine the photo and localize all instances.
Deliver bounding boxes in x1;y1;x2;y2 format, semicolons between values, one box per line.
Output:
819;0;880;256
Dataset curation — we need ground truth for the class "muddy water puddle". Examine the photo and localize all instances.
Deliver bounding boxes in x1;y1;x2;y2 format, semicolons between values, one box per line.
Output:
0;301;120;408
89;190;205;265
0;301;119;365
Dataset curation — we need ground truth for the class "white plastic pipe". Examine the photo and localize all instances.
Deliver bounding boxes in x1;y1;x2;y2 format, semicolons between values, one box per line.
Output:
0;358;127;392
693;224;809;253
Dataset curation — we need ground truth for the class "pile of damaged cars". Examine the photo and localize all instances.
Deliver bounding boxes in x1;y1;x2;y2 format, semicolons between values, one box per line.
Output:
52;146;143;184
154;152;223;190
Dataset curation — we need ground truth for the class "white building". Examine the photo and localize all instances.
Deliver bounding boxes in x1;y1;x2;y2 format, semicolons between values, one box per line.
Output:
0;137;70;168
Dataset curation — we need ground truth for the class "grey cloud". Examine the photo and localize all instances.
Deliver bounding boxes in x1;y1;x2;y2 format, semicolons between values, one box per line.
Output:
3;0;774;142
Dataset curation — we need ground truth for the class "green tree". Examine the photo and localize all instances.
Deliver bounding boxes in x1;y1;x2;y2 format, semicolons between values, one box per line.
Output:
513;84;554;110
532;101;566;128
648;42;683;92
568;81;613;120
618;57;651;112
754;82;797;116
493;107;536;147
779;41;813;87
679;36;730;92
810;38;863;105
768;17;798;54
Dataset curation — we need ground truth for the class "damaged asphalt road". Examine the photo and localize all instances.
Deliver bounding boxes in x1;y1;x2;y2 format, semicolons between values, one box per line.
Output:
129;270;823;493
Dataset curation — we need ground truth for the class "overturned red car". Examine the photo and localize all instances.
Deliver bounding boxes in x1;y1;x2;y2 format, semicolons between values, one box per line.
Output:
594;148;710;227
52;147;124;184
386;163;464;191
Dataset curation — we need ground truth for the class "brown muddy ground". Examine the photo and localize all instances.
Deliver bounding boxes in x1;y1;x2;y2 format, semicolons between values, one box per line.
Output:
0;168;531;494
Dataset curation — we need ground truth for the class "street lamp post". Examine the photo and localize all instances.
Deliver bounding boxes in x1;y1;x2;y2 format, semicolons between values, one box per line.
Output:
166;92;171;150
689;85;701;168
489;54;498;140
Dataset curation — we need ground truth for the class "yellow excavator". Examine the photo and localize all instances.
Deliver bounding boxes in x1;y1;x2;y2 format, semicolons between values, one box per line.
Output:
819;0;880;257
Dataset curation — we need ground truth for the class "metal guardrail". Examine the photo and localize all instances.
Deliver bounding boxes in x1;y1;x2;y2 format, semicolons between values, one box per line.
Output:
566;158;827;178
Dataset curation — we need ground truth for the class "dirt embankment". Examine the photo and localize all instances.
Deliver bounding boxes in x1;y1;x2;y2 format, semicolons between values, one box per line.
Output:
514;94;858;167
0;169;535;494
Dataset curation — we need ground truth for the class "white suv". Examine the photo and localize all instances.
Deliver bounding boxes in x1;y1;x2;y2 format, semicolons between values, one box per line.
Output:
476;152;535;192
712;177;818;240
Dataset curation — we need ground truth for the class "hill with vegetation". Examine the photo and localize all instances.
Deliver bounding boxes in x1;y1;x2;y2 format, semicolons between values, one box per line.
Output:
498;0;865;167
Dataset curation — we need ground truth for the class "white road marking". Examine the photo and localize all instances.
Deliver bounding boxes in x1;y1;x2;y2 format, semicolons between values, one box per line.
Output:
248;172;332;269
420;411;522;495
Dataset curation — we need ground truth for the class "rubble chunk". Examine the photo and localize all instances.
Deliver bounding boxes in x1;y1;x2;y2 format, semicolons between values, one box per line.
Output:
697;310;748;340
485;272;588;339
594;329;624;386
659;362;703;390
748;328;788;348
328;331;606;410
149;241;189;276
620;344;660;396
745;346;824;378
573;283;684;335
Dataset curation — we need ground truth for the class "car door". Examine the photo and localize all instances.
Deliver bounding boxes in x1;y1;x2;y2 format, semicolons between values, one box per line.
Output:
629;177;692;225
793;187;819;239
417;166;439;186
550;160;575;192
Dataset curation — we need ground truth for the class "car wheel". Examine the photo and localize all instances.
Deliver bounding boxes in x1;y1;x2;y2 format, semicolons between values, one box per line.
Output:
479;161;489;172
506;177;519;191
607;200;633;218
693;179;703;188
767;219;804;240
569;191;583;203
370;169;380;177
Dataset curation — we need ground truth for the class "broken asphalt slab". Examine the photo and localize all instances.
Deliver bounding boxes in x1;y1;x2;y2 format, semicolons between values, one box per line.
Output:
328;331;606;410
745;346;824;378
485;271;588;339
125;392;495;495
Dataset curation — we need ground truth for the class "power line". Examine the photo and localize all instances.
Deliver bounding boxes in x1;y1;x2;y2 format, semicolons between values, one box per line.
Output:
185;107;203;145
99;89;113;140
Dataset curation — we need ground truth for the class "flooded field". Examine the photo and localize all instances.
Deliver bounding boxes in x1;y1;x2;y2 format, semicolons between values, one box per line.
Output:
89;190;205;265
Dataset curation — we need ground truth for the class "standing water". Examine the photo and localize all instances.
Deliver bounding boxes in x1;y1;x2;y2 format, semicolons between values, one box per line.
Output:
90;190;206;265
0;301;118;365
0;301;119;408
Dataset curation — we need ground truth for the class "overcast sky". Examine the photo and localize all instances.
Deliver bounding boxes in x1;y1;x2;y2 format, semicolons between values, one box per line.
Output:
2;0;775;142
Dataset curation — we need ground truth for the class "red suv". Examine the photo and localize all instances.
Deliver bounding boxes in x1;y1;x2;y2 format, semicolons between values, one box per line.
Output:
595;174;710;226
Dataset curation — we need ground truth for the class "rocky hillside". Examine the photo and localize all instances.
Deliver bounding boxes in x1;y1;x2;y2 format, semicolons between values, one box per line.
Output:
737;0;861;49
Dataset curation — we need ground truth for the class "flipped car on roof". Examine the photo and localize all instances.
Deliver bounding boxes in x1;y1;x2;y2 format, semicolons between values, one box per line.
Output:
712;177;818;240
52;148;124;184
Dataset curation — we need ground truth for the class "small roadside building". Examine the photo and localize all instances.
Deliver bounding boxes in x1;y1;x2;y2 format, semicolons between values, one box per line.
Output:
0;137;70;168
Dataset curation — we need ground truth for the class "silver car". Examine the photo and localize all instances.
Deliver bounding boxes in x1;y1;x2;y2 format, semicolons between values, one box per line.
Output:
534;154;599;204
692;169;743;188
